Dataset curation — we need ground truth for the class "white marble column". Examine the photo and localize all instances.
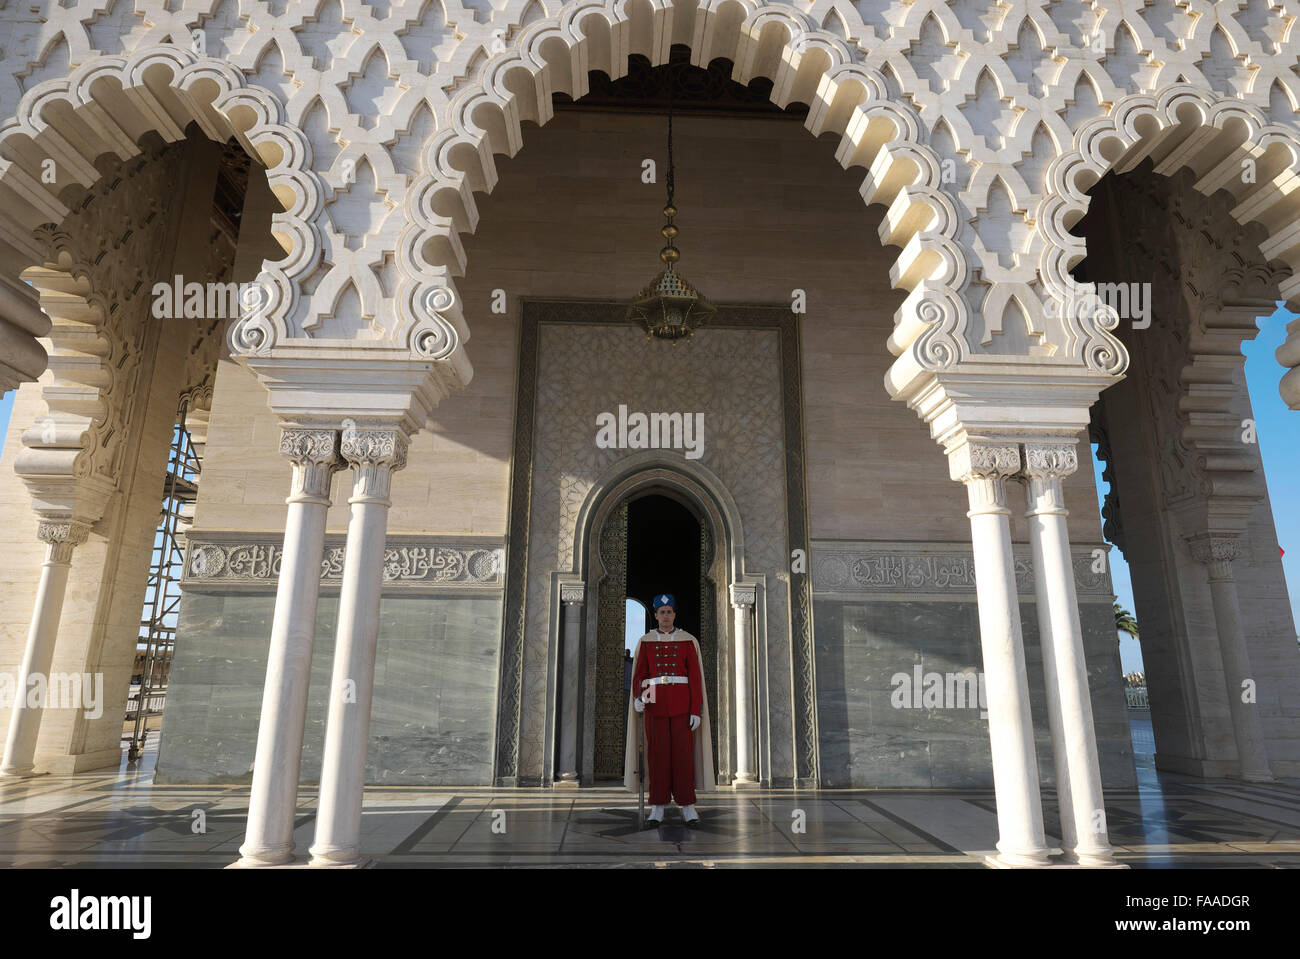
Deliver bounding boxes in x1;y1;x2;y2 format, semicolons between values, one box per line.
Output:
731;584;757;787
1;520;90;777
1021;443;1116;866
236;429;343;866
949;442;1050;867
309;427;408;867
556;584;584;786
1187;532;1273;782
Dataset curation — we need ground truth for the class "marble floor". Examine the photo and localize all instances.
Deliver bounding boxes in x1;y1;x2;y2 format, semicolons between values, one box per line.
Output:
2;719;1298;868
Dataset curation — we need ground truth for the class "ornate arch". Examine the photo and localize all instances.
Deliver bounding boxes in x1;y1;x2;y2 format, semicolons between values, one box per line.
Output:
12;136;243;530
573;454;754;789
0;44;324;379
398;0;977;404
1037;83;1300;405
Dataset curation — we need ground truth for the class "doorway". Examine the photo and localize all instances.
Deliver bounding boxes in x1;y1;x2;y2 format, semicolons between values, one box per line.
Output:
589;491;720;781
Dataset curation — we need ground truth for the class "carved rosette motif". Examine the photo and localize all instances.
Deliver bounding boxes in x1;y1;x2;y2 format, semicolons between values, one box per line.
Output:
341;428;410;504
560;585;585;605
36;520;90;565
280;429;344;502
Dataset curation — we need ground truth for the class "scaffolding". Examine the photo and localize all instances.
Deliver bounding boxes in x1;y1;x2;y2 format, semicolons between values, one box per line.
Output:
127;400;201;762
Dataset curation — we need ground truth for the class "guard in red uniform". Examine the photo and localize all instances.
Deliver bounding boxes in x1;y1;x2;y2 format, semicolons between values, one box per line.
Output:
624;593;713;827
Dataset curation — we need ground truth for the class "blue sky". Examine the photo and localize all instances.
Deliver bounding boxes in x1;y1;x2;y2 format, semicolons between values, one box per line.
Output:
4;308;1297;674
0;392;10;454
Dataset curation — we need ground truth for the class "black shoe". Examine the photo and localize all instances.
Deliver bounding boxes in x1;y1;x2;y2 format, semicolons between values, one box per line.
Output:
685;817;701;828
645;818;661;828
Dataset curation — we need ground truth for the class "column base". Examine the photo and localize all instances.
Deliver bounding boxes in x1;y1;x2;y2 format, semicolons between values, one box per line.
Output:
983;852;1053;869
731;775;759;789
308;844;373;868
1057;848;1126;868
1240;772;1274;783
45;748;125;775
0;766;41;779
553;776;580;789
234;841;296;867
307;856;375;869
228;856;297;869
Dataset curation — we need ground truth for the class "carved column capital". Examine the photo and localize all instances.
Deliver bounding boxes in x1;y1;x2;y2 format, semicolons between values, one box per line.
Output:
1021;442;1079;516
729;584;757;608
1022;443;1079;478
1187;532;1241;581
948;443;1020;516
36;519;90;565
340;427;410;505
279;429;345;505
561;584;585;606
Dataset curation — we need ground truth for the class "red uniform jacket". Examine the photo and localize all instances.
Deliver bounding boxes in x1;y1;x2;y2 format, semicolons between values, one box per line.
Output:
632;630;703;719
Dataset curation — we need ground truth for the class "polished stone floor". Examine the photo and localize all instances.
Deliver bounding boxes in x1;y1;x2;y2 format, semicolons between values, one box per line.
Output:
2;716;1298;868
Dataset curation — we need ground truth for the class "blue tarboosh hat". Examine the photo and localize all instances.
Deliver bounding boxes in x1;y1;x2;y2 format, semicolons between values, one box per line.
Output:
652;593;676;611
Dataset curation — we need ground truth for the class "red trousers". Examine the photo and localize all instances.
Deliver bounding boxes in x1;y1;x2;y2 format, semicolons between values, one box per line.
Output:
644;713;696;805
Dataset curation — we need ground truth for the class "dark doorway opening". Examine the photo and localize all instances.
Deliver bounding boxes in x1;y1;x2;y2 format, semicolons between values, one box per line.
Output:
626;494;702;635
588;489;721;784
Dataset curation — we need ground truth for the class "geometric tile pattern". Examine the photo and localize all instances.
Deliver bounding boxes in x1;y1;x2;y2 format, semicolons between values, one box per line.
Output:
5;1;1300;401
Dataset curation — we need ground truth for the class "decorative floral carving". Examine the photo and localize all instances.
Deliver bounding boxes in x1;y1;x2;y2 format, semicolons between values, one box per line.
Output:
280;429;342;464
730;585;757;607
812;542;1114;598
1186;532;1242;568
183;536;504;590
341;428;409;470
1022;443;1078;478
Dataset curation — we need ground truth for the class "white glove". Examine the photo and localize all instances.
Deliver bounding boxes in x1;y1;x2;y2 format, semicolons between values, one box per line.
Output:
633;696;645;713
690;715;700;731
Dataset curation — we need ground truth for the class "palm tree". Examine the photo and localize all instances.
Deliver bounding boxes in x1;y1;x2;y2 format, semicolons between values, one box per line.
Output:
1114;602;1139;646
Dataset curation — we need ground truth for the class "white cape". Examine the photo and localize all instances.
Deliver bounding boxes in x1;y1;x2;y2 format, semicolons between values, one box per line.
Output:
623;629;715;793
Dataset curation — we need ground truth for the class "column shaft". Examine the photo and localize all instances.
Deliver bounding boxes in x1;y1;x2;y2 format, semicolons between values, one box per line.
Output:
1190;534;1272;782
1;522;87;778
952;443;1049;866
557;588;583;784
731;586;756;786
1022;444;1114;865
237;430;341;866
309;428;407;866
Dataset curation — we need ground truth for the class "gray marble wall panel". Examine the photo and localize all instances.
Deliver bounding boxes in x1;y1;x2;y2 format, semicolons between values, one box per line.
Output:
813;597;1137;789
155;592;502;785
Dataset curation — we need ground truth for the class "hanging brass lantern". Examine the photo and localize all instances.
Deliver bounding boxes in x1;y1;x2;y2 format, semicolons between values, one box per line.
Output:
627;102;715;340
